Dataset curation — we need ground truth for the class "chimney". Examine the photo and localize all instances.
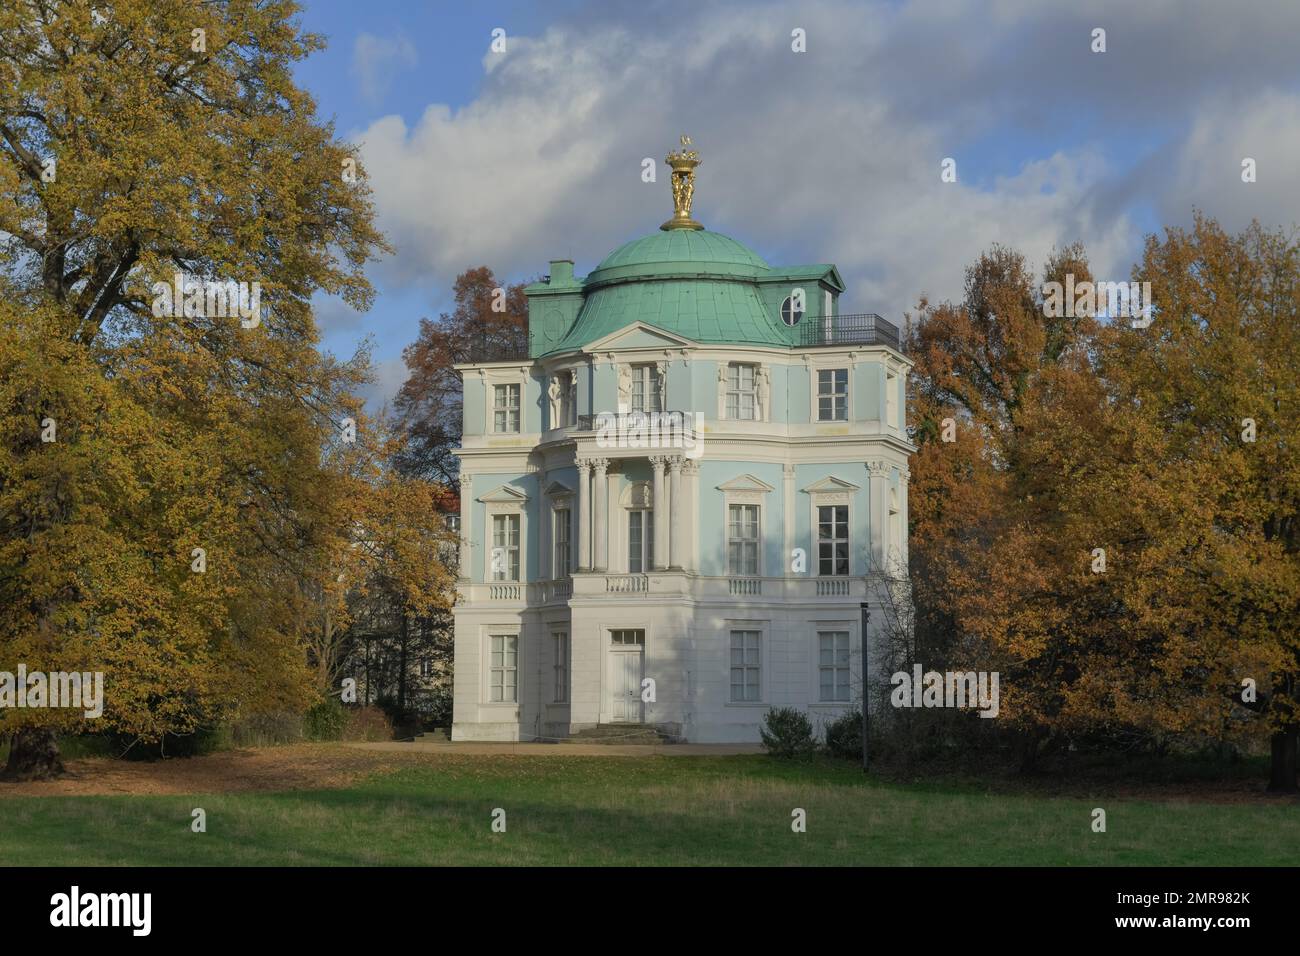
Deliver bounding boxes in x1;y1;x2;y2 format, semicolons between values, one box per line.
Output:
549;259;575;283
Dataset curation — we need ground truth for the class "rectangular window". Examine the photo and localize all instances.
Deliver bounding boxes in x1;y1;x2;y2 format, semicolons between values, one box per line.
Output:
727;504;760;575
419;658;432;678
491;513;520;581
725;364;756;420
628;509;655;572
729;630;761;702
553;507;571;578
610;630;645;645
817;505;849;576
489;634;518;702
630;365;662;413
553;631;568;703
493;383;520;433
818;631;851;702
886;371;898;430
817;369;848;421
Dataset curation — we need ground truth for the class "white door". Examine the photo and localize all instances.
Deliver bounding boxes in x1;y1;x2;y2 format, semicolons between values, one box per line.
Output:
609;651;644;722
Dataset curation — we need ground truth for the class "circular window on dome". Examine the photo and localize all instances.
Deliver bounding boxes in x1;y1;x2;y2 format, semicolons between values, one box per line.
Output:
780;294;805;326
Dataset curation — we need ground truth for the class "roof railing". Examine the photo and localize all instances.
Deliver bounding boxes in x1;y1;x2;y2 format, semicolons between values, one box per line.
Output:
795;313;902;350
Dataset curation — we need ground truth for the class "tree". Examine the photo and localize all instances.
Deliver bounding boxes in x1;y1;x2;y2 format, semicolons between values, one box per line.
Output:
392;267;528;483
0;0;388;778
907;222;1300;790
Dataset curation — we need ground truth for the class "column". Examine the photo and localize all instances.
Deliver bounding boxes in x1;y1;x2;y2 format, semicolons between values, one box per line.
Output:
782;463;795;575
668;456;684;570
458;473;473;580
650;455;668;571
577;459;591;572
593;457;609;572
683;459;700;572
866;460;890;572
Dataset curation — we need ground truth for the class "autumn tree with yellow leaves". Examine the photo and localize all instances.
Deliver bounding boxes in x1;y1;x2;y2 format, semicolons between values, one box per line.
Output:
908;219;1300;791
0;0;460;779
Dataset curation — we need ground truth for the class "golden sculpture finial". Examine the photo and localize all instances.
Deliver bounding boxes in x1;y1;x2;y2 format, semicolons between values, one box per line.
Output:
661;135;703;231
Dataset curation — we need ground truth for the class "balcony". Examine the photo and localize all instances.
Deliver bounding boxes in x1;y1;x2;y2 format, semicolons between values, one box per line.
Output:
797;313;902;351
456;574;872;606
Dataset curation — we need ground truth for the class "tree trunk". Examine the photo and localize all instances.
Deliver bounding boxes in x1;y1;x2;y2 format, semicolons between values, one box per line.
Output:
1266;725;1298;793
2;727;65;781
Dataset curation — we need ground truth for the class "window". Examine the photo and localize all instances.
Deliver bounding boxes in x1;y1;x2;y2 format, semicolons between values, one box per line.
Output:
491;513;520;581
780;294;804;326
553;507;571;578
886;370;899;431
489;634;518;702
817;505;849;576
726;364;757;420
730;631;761;702
553;632;568;702
819;631;851;702
493;383;520;433
817;369;848;421
727;504;760;575
630;364;662;413
419;658;432;678
628;509;655;572
610;630;645;645
445;514;461;534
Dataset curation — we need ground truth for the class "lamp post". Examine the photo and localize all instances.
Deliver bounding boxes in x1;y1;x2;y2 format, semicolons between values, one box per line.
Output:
860;602;870;773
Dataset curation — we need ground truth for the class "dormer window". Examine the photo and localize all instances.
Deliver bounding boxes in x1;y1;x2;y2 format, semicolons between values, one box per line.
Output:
780;293;804;326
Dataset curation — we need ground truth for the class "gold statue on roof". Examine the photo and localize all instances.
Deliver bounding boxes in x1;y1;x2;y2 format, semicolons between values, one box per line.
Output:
661;134;703;231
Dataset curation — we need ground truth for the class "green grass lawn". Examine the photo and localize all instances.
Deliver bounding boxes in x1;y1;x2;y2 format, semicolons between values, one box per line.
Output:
1;753;1295;866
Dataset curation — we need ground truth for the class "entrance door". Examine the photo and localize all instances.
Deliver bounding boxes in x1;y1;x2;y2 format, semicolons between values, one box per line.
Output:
608;650;644;722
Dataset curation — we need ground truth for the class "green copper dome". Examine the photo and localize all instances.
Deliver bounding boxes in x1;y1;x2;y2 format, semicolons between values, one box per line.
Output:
588;229;769;282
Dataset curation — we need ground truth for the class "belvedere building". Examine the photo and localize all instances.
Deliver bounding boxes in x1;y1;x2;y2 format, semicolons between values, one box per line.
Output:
451;139;913;742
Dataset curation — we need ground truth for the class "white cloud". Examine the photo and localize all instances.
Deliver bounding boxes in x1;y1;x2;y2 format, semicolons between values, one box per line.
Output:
350;33;418;105
349;0;1300;324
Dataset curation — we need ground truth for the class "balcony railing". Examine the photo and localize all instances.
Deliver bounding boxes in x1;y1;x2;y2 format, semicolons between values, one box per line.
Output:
574;409;696;432
797;313;901;351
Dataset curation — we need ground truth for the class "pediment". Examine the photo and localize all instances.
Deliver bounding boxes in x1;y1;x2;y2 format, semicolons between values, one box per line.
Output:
476;484;529;504
584;322;697;353
802;476;861;494
545;480;573;498
717;474;776;494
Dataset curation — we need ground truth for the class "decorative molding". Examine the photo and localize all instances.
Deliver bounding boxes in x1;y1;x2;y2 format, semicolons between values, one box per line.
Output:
717;474;777;494
801;475;860;494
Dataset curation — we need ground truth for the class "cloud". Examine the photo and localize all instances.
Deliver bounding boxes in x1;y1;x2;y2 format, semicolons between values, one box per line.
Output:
350;33;418;105
349;0;1300;322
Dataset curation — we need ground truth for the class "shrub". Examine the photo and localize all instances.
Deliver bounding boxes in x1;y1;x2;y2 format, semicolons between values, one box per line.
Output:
304;699;348;742
342;705;395;742
759;707;817;758
824;710;864;760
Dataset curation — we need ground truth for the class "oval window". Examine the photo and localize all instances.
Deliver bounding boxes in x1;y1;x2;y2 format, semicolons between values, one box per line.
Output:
780;295;804;326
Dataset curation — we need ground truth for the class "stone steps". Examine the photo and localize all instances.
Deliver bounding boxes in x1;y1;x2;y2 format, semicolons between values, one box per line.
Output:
558;724;671;745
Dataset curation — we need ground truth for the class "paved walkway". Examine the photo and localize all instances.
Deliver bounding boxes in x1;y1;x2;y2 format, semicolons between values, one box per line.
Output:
346;741;764;757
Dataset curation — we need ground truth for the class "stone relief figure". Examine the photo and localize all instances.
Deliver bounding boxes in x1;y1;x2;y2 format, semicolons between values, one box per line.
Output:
547;375;562;425
567;374;578;422
756;365;771;421
617;363;632;409
656;361;668;410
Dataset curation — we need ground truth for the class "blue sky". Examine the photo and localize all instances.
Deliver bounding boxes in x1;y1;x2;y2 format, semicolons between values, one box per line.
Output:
287;0;1300;408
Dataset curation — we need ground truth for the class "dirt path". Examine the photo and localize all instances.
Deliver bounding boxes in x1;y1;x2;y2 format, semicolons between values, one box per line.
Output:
0;743;409;797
